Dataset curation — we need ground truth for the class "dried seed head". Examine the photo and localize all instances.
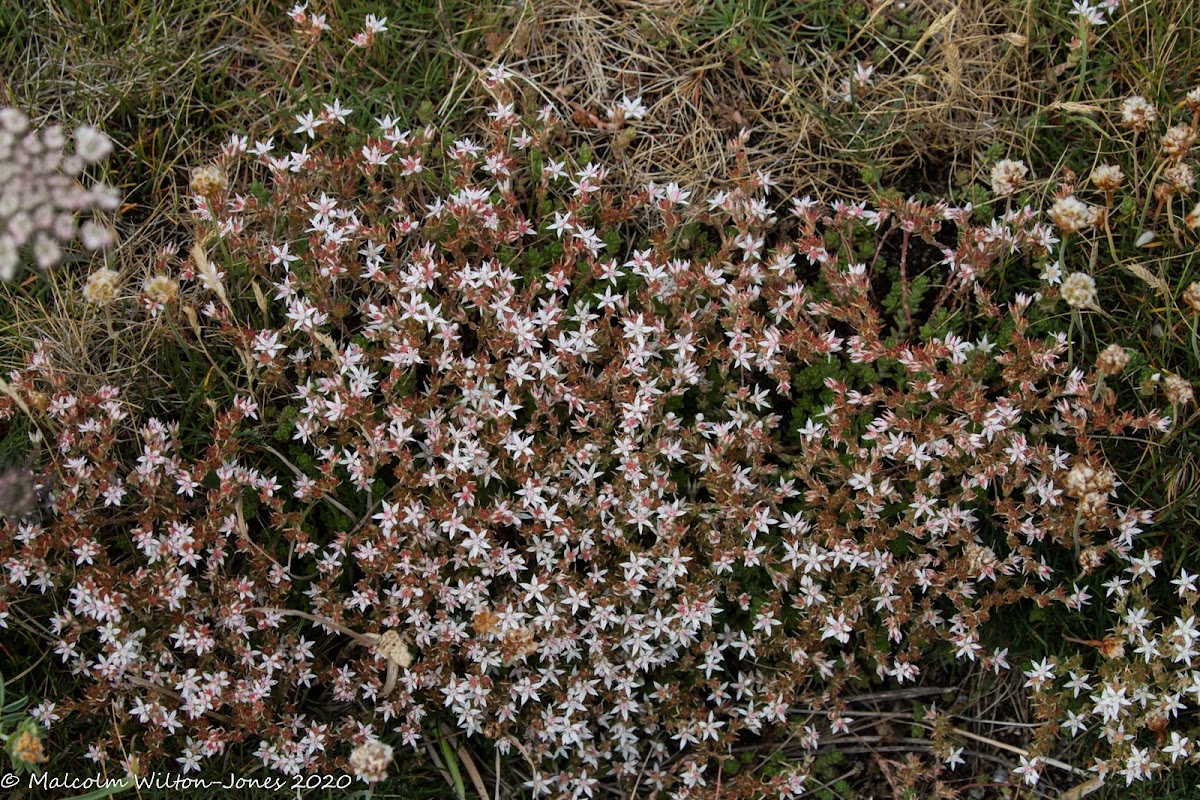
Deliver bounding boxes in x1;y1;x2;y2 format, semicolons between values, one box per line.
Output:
83;268;121;305
1120;95;1158;132
1096;344;1129;377
1145;713;1170;736
472;607;500;636
1182;281;1200;315
1163;162;1195;193
142;274;179;306
1061;272;1098;309
1064;462;1115;499
1163;373;1194;406
1089;164;1124;193
500;627;538;662
348;738;393;783
1160;124;1196;160
1078;546;1105;574
1078;491;1111;523
190;164;228;197
1097;635;1125;659
989;159;1029;197
964;542;998;577
374;629;413;668
1048;196;1096;235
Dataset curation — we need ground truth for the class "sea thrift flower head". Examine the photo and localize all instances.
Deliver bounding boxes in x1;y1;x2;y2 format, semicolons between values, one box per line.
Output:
1064;462;1115;499
74;125;113;164
79;221;116;251
1096;344;1129;376
189;164;228;197
1187;87;1200;113
1078;545;1105;573
82;267;120;304
1163;374;1194;406
1049;195;1095;235
1160;124;1196;160
348;738;393;783
990;158;1029;197
1120;95;1158;132
1182;281;1200;314
142;274;179;310
0;106;120;280
1090;164;1124;193
1162;162;1194;194
374;629;412;668
1061;272;1098;309
1066;462;1118;523
0;237;15;280
1187;201;1200;230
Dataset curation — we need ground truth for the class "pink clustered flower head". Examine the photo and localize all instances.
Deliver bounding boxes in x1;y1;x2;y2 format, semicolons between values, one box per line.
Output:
0;23;1189;800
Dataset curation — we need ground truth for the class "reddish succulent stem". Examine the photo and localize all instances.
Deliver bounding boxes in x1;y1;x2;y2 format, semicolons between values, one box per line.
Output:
899;228;913;332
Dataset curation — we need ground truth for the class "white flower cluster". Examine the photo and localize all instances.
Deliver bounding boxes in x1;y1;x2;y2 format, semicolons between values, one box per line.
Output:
1048;195;1098;236
347;738;393;783
1063;461;1117;521
0;107;120;281
1090;164;1124;193
1163;373;1194;406
1096;343;1129;376
1120;95;1158;132
83;267;121;305
1183;281;1200;315
1061;271;1099;309
989;158;1029;197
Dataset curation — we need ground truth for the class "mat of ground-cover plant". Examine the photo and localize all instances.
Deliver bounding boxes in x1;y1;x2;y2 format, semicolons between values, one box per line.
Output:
1;2;1199;799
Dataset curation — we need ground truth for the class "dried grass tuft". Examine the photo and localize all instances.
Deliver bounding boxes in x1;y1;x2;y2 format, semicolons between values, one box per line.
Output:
0;220;189;422
487;0;1042;201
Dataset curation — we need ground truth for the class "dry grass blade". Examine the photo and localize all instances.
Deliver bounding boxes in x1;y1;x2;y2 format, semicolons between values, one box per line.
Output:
440;723;490;800
1060;776;1106;800
1122;261;1171;298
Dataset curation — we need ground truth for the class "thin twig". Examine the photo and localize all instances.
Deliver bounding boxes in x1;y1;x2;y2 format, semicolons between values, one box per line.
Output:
845;686;955;703
260;443;357;519
244;606;375;646
949;726;1089;777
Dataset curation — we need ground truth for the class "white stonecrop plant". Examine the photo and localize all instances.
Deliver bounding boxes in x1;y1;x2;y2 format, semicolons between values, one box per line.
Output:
1;14;1196;797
